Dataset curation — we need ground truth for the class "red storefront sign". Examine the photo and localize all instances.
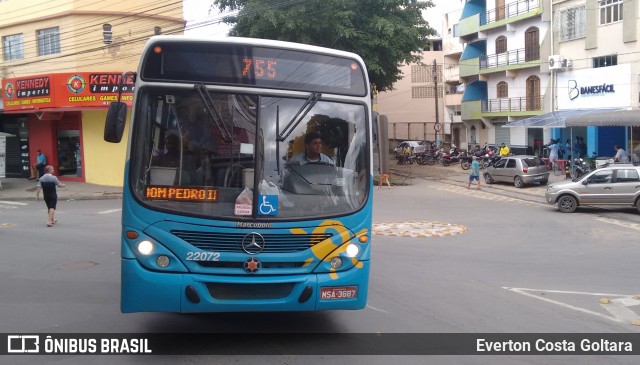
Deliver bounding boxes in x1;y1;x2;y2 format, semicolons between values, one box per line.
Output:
1;72;134;112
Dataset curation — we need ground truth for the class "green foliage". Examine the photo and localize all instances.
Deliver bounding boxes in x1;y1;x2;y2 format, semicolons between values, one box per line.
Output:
212;0;437;91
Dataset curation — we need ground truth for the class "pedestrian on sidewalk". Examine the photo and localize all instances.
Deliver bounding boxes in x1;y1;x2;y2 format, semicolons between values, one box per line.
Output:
467;156;481;190
28;149;47;180
613;145;629;163
36;165;66;227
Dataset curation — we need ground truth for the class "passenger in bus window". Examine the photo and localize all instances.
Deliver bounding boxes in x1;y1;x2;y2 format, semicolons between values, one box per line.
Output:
289;132;334;165
153;132;181;167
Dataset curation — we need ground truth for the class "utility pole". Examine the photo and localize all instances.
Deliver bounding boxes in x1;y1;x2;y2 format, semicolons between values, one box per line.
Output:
432;59;441;145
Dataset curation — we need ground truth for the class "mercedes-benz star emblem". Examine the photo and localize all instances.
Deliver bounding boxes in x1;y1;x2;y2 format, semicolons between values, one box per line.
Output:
244;257;261;273
241;232;265;254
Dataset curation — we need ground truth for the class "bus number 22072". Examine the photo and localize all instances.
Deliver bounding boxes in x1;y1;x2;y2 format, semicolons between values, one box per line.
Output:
186;252;220;262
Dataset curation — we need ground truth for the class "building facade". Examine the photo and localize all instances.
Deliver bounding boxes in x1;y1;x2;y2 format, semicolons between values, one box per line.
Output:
442;5;466;148
459;0;551;153
1;0;185;185
377;46;447;147
546;0;640;158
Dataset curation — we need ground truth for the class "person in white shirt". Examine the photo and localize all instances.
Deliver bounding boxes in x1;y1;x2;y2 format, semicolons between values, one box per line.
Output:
613;145;629;163
547;139;560;168
290;132;334;165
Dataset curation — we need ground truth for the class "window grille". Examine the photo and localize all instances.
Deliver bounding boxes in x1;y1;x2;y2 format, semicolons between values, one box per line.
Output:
411;64;442;83
37;27;61;56
2;34;24;61
560;6;586;41
411;85;443;99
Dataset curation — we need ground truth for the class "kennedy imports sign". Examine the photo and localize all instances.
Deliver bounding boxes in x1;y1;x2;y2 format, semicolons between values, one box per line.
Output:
556;64;631;109
1;72;134;112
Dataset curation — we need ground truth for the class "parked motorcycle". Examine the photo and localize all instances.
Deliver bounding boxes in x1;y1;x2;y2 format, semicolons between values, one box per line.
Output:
460;151;471;170
570;158;593;179
441;146;462;166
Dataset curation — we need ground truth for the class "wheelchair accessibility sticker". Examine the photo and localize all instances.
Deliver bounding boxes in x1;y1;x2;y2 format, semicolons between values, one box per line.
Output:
258;195;278;216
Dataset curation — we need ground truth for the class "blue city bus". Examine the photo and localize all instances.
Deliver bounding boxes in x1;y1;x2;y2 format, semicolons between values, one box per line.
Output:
104;36;374;313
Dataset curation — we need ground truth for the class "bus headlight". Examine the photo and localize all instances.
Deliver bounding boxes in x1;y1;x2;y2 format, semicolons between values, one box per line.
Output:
345;243;359;258
138;240;154;255
156;255;170;268
330;257;343;269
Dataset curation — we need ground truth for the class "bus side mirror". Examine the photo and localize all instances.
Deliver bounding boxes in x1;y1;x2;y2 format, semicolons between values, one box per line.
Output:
104;102;128;143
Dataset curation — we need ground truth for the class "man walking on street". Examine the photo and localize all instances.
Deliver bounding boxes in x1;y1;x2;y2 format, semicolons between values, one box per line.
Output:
467;156;481;190
36;165;65;227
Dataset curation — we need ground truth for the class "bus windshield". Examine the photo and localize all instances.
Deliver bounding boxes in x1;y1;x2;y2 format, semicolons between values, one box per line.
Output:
130;87;369;220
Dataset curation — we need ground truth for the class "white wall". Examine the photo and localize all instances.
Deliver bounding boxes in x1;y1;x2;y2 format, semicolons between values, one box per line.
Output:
485;17;549;55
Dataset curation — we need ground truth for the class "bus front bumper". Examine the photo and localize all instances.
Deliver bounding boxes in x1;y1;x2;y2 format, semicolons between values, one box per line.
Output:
121;258;370;313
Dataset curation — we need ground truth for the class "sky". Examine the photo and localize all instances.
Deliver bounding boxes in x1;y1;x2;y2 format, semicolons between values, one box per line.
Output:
182;0;461;38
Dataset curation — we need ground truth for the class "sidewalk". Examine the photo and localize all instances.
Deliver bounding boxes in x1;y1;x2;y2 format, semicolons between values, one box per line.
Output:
0;177;123;201
388;158;571;202
1;160;572;202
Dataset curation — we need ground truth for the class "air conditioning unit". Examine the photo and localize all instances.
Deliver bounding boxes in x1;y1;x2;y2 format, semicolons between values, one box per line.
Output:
563;58;573;69
549;55;565;70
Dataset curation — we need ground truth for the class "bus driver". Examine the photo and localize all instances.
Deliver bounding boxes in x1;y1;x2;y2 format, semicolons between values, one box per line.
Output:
290;132;334;165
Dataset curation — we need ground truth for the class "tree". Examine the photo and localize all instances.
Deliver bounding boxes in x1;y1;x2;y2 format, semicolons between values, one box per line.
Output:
212;0;437;91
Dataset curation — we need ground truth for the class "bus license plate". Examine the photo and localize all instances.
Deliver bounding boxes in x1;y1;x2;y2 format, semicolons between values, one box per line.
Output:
320;286;358;300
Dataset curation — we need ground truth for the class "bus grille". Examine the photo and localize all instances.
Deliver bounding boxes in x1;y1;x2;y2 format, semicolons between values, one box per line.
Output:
171;230;332;253
197;261;305;269
206;283;294;300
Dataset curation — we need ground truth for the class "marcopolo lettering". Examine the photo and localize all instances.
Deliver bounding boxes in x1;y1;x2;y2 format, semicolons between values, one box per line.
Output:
236;222;272;228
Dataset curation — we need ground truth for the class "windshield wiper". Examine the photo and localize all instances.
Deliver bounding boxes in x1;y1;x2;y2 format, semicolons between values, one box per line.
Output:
195;83;232;143
277;92;321;142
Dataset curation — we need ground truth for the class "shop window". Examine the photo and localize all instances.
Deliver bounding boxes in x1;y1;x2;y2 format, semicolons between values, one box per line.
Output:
57;131;82;176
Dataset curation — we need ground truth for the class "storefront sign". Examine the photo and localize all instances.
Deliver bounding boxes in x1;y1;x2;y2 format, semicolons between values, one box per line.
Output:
557;64;631;109
1;72;134;112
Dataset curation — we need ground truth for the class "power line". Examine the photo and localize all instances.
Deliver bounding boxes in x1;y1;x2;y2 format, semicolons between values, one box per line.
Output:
2;0;307;75
6;1;185;57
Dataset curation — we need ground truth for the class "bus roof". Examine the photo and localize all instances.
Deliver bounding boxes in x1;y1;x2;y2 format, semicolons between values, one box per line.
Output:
143;35;366;65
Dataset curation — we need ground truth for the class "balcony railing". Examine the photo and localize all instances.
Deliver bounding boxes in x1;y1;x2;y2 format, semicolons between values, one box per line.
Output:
482;96;543;113
484;0;539;25
444;65;460;82
479;47;539;69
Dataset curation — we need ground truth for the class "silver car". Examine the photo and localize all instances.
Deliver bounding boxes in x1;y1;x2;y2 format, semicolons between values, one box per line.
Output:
545;164;640;213
483;155;550;188
393;141;427;157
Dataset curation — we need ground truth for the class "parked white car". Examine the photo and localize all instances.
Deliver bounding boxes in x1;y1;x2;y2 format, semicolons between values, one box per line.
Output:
393;141;427;157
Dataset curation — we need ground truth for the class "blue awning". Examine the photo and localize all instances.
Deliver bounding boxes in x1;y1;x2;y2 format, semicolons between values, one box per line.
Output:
504;108;622;128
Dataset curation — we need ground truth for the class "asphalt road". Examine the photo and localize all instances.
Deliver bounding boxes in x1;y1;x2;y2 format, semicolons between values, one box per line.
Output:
1;180;639;364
